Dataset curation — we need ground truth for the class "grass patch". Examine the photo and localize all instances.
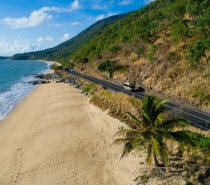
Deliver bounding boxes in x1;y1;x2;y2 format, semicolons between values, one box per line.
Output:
194;89;210;103
83;82;97;93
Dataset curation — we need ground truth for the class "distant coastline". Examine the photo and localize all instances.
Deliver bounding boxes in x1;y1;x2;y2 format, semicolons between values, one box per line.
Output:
0;56;11;60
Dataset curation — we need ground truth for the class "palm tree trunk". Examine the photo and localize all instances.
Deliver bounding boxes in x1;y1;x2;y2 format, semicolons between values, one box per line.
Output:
166;167;171;173
153;153;171;172
153;153;159;166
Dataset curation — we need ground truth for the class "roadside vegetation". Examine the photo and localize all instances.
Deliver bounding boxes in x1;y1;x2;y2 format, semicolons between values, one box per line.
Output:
50;64;63;71
77;80;210;184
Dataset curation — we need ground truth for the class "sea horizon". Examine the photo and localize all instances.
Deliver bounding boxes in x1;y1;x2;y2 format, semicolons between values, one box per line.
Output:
0;59;51;120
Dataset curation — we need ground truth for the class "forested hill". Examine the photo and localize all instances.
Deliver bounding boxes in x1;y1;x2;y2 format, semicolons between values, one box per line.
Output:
11;13;126;64
11;0;210;110
71;0;209;67
70;0;209;111
12;0;210;69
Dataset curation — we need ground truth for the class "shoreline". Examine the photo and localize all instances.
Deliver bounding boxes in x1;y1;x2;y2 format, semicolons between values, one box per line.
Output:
0;82;140;184
38;59;62;74
0;60;54;121
38;59;61;66
0;60;52;121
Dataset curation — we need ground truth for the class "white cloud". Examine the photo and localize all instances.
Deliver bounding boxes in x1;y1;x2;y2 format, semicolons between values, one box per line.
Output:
1;7;57;29
118;0;134;6
54;0;81;12
61;33;70;41
95;14;105;21
95;12;118;21
37;38;44;42
107;12;118;17
91;0;114;10
1;2;82;29
0;39;40;56
144;0;155;4
37;36;54;42
70;22;80;26
71;0;81;10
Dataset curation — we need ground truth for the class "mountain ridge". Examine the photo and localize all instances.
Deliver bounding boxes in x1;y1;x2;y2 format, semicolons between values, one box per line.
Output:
11;13;127;65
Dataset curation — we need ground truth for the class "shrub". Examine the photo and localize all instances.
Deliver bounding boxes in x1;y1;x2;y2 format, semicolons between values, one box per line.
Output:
187;131;210;151
97;60;112;78
51;64;62;70
83;82;97;93
187;39;209;68
194;89;210;103
146;45;157;62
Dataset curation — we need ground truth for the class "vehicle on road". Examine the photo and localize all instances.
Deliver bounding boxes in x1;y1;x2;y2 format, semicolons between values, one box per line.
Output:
65;68;74;73
123;82;135;91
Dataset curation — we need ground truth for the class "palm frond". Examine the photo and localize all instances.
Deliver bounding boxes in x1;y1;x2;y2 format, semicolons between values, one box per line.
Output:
126;112;145;128
121;142;133;159
151;137;161;156
152;137;169;167
114;128;140;137
169;130;195;149
151;99;168;124
142;111;152;126
162;119;189;130
154;98;169;114
154;113;164;127
156;130;177;143
142;95;167;127
113;137;135;145
142;95;156;117
131;138;145;148
141;131;152;142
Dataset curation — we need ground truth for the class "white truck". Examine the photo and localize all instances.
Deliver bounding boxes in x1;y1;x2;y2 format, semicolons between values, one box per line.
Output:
123;82;135;91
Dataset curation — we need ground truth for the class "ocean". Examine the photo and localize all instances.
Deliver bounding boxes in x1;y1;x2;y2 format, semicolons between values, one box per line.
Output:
0;60;50;120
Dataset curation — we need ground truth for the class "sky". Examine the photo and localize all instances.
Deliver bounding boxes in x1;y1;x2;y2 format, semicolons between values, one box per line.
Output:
0;0;154;56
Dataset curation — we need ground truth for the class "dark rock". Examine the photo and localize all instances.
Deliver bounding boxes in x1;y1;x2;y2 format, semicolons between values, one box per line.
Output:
56;79;63;83
29;80;50;85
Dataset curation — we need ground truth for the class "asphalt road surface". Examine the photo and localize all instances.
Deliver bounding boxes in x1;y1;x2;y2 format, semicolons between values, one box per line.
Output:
70;71;210;131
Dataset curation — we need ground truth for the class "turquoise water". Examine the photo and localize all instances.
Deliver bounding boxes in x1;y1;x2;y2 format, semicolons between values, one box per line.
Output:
0;60;50;120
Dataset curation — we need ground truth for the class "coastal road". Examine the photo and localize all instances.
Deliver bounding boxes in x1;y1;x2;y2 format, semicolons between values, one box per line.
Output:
70;71;210;131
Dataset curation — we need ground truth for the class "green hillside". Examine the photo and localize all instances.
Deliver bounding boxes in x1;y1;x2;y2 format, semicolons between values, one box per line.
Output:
12;0;210;110
70;0;210;110
71;0;209;68
11;13;126;65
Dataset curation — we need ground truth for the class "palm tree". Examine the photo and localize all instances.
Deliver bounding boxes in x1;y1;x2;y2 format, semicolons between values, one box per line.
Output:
114;95;191;172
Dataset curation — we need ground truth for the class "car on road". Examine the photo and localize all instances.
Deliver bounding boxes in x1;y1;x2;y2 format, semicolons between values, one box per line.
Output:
123;82;135;91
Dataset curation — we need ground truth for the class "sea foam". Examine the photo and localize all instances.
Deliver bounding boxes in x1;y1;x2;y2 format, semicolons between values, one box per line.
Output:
0;60;50;120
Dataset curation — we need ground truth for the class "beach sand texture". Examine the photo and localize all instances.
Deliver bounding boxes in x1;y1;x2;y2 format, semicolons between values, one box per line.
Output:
0;83;141;185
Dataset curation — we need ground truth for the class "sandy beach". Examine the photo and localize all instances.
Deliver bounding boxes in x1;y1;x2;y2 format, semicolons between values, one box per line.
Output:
0;83;141;185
